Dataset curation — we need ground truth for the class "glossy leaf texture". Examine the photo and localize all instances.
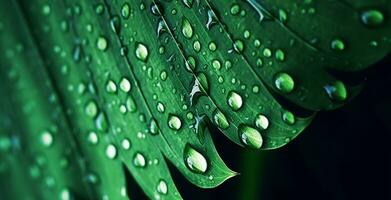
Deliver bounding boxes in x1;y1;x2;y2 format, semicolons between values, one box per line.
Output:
0;0;389;199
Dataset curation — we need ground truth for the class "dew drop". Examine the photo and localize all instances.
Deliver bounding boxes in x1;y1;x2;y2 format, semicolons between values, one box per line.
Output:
126;96;137;113
255;114;269;130
106;80;117;93
157;179;168;195
97;36;108;51
274;72;295;93
106;144;117;159
361;9;384;27
85;100;98;118
331;38;345;51
213;109;230;129
227;91;243;111
41;131;53;147
135;43;149;62
182;18;193;39
282;110;295;125
233;40;244;53
133;152;146;168
184;145;208;173
87;131;98;145
121;3;130;19
119;77;131;93
168;115;182;130
324;80;347;102
239;125;263;149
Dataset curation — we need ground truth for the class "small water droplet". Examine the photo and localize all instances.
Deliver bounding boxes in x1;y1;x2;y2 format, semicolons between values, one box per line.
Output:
331;38;345;51
119;77;131;93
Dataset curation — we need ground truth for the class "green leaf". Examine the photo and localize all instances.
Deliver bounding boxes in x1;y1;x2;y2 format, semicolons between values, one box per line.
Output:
0;0;389;199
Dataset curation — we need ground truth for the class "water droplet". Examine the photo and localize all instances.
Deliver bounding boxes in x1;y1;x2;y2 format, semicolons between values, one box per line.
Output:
106;144;117;159
133;152;146;168
135;43;149;62
274;72;295;93
233;40;244;53
239;125;263;149
60;188;71;200
184;145;208;173
106;80;117;93
361;9;384;27
231;4;240;15
121;3;130;19
122;138;131;150
119;77;131;93
95;4;104;15
193;40;201;52
206;9;217;29
97;36;108;51
196;72;209;92
126;96;137;113
282;110;295;125
41;131;53;147
157;102;165;113
96;112;108;132
212;59;221;70
213;109;230;129
168;115;182;130
182;18;193;39
227;91;243;111
87;131;98;145
324;81;347;101
149;118;159;135
275;49;285;61
157;179;168;194
85;100;98;118
255;114;269;130
331;38;345;51
42;4;51;15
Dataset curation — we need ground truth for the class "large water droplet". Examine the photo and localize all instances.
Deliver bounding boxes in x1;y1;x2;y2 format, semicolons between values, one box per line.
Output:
324;80;347;102
85;100;98;118
97;36;108;51
182;18;193;39
106;144;117;159
121;3;130;19
282;110;295;125
184;145;208;173
274;72;295;93
227;91;243;111
168;115;182;130
119;77;131;93
239;125;263;149
133;152;146;168
135;43;149;62
255;114;269;130
361;9;384;27
157;179;168;194
41;131;53;147
213;109;230;129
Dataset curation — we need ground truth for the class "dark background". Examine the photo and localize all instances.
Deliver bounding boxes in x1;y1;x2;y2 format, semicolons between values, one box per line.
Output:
127;55;391;200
